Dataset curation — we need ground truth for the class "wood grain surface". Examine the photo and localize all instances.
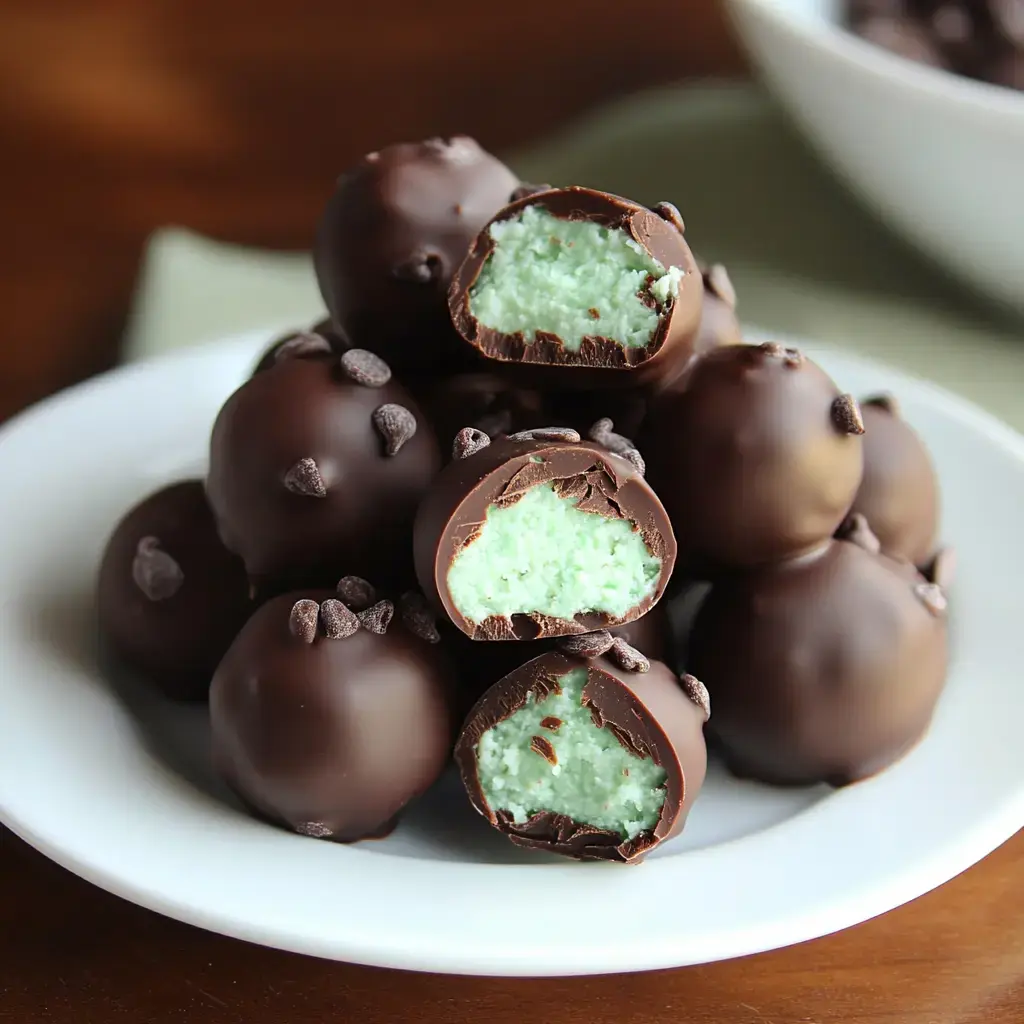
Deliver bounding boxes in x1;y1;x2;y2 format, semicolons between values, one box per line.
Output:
2;3;1022;1022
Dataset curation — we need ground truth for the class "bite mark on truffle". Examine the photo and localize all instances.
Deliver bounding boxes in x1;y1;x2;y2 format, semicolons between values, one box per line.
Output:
289;599;320;643
284;457;328;497
358;599;395;634
832;394;866;435
340;348;392;387
320;598;360;639
336;575;376;611
132;537;185;601
453;426;491;460
373;404;417;456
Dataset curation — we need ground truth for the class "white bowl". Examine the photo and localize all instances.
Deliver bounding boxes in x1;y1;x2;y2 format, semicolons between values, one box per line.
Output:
725;0;1024;316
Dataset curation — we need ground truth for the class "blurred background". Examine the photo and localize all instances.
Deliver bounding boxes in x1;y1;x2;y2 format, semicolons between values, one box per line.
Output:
0;1;744;423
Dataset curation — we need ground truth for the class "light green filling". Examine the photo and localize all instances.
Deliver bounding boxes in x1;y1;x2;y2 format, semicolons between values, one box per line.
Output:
478;669;667;838
469;205;683;352
447;483;661;625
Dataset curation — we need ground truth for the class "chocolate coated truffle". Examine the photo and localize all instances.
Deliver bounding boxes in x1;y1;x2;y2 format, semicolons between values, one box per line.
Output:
414;429;675;640
97;480;252;701
211;585;454;842
207;348;440;593
455;640;708;862
688;535;949;787
314;136;520;373
449;187;703;388
845;393;939;566
694;263;742;355
640;343;865;571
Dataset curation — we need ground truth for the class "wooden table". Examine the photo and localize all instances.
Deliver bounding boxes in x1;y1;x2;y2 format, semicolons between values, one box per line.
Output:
2;4;1022;1021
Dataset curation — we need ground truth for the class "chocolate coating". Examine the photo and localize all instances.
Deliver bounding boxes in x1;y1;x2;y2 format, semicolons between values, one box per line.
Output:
414;434;676;640
211;589;455;842
455;650;708;862
640;343;865;571
688;538;949;787
314;136;520;374
207;351;441;593
97;481;252;701
846;394;940;567
251;319;348;376
694;264;742;355
448;187;703;389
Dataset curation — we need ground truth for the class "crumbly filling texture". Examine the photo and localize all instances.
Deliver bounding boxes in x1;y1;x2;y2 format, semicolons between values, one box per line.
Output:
477;668;667;839
469;205;683;352
446;482;661;625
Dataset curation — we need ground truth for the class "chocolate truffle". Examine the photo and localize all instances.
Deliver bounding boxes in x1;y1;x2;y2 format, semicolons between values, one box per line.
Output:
97;480;252;701
207;348;440;594
844;394;940;567
640;342;865;571
251;319;348;376
314;136;520;374
211;585;454;842
455;638;708;862
688;534;949;787
448;188;703;389
414;429;675;640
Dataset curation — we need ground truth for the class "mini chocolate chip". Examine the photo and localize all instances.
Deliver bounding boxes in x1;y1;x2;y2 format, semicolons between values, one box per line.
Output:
622;767;630;777
588;418;646;476
284;457;327;497
358;599;395;634
530;735;558;766
704;264;737;309
132;537;184;601
558;631;615;659
839;513;882;554
680;673;711;721
336;575;377;611
288;599;320;643
340;349;392;387
453;426;491;460
506;427;581;443
832;394;866;435
393;251;443;283
540;716;563;731
373;403;417;456
760;342;786;358
273;331;333;363
295;821;333;838
653;201;686;235
588;307;601;320
399;591;441;643
509;182;552;202
863;392;901;417
609;637;650;673
320;598;360;639
914;582;948;617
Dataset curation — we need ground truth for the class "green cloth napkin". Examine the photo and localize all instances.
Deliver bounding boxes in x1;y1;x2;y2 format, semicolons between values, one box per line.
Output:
122;84;1024;429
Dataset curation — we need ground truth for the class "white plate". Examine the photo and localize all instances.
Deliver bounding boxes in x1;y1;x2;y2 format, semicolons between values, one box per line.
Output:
1;331;1022;976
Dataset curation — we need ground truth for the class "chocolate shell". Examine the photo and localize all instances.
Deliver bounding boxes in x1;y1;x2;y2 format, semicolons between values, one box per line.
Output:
640;342;865;572
448;187;703;389
207;349;440;594
210;586;455;842
414;431;676;640
454;645;708;862
97;480;253;701
688;535;949;787
314;136;519;374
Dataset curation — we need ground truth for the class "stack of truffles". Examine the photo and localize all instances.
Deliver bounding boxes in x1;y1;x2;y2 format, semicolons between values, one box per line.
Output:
97;136;952;864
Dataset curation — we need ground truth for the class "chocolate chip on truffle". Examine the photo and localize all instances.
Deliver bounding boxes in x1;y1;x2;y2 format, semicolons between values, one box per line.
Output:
653;201;686;235
132;537;185;601
283;457;328;498
320;597;361;638
399;591;441;643
453;426;491;460
506;426;581;443
831;393;867;435
357;599;395;634
340;349;392;388
336;575;377;611
372;403;417;456
587;418;645;476
454;650;707;862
